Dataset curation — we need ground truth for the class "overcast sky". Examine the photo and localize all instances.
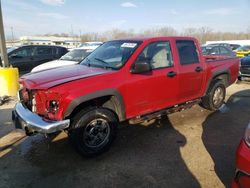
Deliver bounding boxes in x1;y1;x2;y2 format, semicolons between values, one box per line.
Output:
2;0;250;38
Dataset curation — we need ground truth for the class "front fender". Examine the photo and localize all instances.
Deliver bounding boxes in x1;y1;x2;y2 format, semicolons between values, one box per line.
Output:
63;89;126;121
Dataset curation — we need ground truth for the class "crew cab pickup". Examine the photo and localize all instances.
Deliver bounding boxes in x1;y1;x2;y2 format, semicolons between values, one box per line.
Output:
12;37;239;157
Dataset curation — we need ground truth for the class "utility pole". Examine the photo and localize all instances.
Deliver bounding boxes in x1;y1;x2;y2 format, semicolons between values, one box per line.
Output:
79;29;82;46
0;0;9;67
70;24;73;36
11;26;14;47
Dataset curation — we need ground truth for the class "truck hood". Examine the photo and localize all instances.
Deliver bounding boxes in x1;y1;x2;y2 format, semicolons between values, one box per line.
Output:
21;65;114;89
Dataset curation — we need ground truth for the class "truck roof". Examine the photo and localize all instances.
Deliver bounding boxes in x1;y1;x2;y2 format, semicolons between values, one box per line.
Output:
111;36;197;42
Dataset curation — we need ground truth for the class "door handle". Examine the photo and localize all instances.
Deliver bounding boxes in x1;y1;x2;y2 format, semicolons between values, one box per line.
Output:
167;71;177;78
195;66;203;72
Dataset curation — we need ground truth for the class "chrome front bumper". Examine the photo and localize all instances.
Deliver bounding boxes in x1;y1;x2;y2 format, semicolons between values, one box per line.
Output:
12;102;70;135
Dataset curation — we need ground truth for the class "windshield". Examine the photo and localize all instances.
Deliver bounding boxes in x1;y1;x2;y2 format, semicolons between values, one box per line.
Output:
7;47;17;53
60;49;92;62
80;40;141;69
237;45;250;51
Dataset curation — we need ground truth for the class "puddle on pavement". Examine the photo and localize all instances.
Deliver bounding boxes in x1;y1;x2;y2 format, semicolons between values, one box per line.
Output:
218;103;229;114
19;134;46;156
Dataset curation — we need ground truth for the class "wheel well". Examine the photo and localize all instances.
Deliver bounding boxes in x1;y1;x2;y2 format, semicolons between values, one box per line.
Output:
213;73;229;87
206;73;229;93
66;95;124;122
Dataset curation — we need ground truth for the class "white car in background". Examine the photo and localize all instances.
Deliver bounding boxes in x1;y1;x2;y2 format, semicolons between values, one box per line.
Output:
78;42;103;49
31;47;94;73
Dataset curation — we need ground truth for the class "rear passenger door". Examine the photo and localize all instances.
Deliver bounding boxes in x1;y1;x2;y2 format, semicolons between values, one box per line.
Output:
176;40;205;102
32;46;54;70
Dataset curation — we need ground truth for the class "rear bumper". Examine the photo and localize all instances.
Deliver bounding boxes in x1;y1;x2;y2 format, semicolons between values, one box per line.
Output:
239;72;250;77
12;102;70;135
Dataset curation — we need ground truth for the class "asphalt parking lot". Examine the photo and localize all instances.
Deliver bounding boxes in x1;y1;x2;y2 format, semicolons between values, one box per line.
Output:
0;80;250;188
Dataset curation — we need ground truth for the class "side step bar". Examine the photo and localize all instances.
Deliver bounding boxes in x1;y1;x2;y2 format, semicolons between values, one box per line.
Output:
129;99;201;124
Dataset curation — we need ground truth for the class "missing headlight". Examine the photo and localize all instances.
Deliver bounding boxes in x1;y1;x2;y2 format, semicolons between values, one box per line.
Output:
48;100;59;114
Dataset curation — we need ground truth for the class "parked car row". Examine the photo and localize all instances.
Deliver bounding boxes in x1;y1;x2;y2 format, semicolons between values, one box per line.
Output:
1;42;103;74
207;43;241;51
31;47;94;72
202;45;236;57
203;42;250;58
4;41;250;78
235;45;250;57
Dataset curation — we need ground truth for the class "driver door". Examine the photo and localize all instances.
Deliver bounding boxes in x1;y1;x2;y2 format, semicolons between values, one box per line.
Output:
125;41;179;118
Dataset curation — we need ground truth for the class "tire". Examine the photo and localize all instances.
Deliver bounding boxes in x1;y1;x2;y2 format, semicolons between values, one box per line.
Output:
238;76;242;81
68;107;118;157
200;80;226;111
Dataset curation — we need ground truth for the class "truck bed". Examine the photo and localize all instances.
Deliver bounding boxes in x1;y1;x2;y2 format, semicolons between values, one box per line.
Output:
204;55;240;86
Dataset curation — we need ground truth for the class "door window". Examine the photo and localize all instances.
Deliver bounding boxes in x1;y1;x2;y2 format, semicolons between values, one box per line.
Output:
219;47;230;55
135;41;173;69
176;40;199;65
210;47;220;55
35;47;53;55
14;47;32;57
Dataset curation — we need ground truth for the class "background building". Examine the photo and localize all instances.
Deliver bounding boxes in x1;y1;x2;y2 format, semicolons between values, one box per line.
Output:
6;36;81;49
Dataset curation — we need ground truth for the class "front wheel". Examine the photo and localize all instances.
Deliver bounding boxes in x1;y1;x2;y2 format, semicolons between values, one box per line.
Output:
68;107;118;157
200;80;226;111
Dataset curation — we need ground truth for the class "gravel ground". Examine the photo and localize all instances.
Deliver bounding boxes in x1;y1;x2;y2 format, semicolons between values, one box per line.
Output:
0;80;250;188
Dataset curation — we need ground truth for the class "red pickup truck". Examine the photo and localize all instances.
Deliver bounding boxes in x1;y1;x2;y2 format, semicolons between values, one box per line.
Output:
13;37;239;157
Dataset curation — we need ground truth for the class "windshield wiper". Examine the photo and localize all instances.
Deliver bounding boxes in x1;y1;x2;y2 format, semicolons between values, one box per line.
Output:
94;58;109;65
94;58;115;69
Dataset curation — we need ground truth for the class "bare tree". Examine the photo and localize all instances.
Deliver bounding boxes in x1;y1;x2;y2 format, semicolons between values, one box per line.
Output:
38;26;250;44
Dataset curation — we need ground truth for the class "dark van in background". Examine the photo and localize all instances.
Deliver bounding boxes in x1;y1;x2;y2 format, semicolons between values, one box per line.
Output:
1;45;68;74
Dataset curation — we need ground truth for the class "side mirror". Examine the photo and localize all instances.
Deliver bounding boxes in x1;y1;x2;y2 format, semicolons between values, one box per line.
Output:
9;54;21;59
131;61;152;74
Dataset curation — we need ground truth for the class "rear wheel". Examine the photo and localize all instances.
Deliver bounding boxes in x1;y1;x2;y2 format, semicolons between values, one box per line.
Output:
200;80;226;111
68;107;118;157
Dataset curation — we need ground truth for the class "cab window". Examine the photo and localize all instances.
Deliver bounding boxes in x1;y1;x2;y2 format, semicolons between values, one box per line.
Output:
176;40;199;65
135;41;173;69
